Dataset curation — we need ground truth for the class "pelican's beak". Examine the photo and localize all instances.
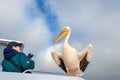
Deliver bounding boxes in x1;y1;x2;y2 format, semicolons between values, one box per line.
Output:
53;30;69;44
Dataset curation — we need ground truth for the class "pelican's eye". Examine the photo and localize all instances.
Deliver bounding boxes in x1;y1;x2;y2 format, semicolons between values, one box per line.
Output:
63;26;70;31
64;27;67;30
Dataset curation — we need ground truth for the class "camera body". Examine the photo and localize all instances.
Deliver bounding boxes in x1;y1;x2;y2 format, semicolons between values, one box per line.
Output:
27;53;34;59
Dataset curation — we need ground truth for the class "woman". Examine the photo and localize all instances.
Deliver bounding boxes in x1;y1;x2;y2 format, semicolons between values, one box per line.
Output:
2;41;35;73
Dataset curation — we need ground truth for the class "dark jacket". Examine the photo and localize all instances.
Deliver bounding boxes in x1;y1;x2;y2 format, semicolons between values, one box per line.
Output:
2;48;35;72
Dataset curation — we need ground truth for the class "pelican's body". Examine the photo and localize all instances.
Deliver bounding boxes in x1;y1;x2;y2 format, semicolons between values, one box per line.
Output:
63;44;79;72
51;26;93;77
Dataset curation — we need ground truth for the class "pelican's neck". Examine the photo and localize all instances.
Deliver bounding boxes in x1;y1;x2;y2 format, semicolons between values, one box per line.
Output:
64;30;71;46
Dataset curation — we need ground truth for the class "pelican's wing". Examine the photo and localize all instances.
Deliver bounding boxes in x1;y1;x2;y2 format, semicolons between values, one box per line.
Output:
79;52;89;72
51;51;67;73
78;44;93;72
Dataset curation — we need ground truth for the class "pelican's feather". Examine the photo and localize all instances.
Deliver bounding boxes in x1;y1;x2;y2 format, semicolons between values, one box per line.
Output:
51;51;67;73
79;53;89;72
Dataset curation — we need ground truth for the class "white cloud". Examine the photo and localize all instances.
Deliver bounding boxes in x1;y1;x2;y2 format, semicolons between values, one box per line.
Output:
0;0;51;54
35;43;65;74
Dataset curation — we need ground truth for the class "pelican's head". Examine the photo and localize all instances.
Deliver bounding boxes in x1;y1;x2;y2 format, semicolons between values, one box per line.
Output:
53;26;71;44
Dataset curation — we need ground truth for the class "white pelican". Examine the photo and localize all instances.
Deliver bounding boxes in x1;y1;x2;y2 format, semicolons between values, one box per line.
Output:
51;26;93;77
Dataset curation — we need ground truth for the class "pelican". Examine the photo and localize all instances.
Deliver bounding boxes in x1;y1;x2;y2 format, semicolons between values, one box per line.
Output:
51;26;93;77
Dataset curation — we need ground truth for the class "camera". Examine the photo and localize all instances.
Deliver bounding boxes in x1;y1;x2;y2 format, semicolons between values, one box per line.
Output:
27;53;34;59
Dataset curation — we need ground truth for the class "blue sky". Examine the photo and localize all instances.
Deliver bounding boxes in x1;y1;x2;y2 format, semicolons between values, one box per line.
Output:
0;0;120;80
36;0;59;33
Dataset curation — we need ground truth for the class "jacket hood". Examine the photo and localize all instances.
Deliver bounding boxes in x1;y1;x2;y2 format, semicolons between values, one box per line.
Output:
3;48;18;60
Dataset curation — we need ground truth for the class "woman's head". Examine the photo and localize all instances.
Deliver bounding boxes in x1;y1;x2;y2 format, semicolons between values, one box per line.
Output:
7;42;23;52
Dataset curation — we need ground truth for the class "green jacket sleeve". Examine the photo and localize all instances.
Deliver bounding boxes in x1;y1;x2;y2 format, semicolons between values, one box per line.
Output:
19;53;35;70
